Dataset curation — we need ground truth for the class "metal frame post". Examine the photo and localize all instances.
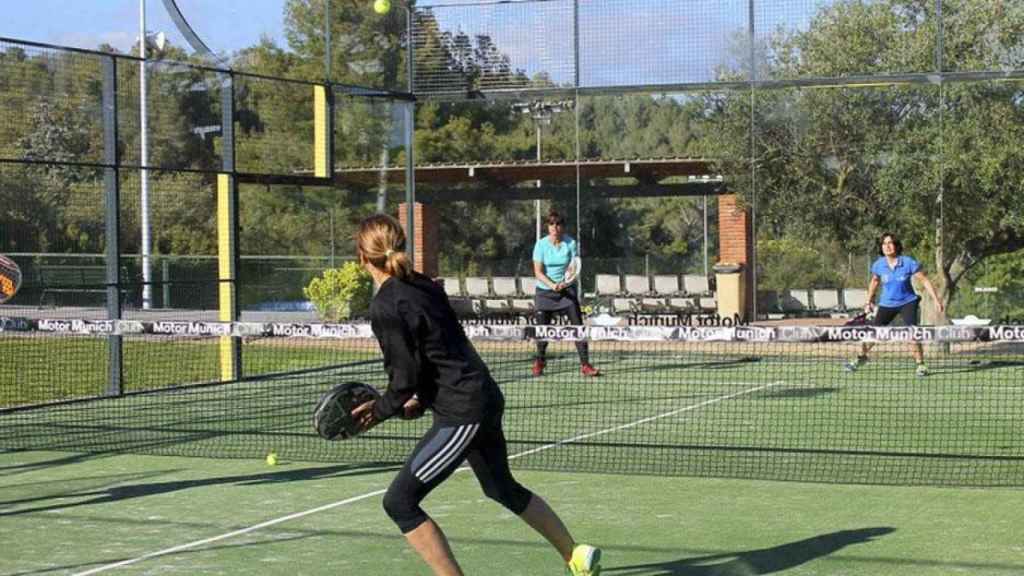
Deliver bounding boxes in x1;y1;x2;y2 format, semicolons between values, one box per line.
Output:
102;55;123;396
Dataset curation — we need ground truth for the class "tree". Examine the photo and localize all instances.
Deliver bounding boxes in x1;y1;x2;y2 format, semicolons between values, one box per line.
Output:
953;249;1024;322
282;0;408;87
9;51;106;254
701;0;1024;320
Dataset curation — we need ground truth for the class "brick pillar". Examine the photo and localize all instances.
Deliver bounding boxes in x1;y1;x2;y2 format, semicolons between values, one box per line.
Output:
717;194;754;320
398;202;439;278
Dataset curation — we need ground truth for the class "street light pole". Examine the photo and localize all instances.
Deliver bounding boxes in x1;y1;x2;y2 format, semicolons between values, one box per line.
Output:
139;0;153;309
535;122;542;240
514;100;572;241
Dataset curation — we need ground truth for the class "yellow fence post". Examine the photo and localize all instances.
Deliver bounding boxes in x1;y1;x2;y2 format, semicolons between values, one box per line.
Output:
217;172;239;381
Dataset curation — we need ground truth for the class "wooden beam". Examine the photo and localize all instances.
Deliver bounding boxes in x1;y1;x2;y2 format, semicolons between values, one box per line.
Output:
414;181;725;203
332;158;715;188
236;173;332;186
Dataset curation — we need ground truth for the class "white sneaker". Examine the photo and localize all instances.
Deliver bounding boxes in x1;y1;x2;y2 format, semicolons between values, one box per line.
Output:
844;356;868;372
567;544;602;576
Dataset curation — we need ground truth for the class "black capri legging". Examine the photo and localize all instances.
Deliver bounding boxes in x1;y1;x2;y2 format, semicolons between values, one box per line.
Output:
381;393;533;534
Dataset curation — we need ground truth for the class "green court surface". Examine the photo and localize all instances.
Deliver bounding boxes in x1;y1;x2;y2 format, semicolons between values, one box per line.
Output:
3;330;1023;574
1;449;1022;575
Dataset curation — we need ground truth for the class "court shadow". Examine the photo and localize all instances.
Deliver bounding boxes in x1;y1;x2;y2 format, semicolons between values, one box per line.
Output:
748;387;839;400
0;461;401;517
597;357;764;378
508;392;707;412
944;359;1024;374
7;533;313;576
0;451;107;475
493;357;763;386
605;527;895;575
0;469;180;507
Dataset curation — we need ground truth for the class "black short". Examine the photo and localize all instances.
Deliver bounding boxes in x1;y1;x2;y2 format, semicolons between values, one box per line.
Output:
874;299;920;326
534;284;580;312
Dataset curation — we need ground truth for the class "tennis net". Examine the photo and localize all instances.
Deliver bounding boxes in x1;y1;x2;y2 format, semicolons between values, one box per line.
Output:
2;316;1022;486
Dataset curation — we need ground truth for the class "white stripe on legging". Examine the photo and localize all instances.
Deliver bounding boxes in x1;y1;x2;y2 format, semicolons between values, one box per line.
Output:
412;424;473;483
411;425;470;482
414;423;478;483
414;423;479;484
412;424;469;481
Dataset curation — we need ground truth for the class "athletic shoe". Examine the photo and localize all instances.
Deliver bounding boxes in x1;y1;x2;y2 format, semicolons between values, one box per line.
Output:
532;358;546;377
915;364;929;378
843;356;868;372
567;544;602;576
580;363;601;377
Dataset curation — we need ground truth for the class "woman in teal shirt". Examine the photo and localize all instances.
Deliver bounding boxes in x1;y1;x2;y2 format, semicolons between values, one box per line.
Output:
531;210;600;377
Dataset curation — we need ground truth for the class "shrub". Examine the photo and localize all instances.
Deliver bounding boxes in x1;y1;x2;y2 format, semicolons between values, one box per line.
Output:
303;262;373;321
756;237;845;291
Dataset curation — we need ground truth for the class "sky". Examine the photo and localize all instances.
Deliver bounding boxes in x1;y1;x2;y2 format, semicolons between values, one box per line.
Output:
0;0;291;56
0;0;479;55
0;0;821;88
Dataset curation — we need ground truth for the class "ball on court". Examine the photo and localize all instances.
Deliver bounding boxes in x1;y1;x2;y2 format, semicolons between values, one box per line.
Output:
373;0;391;14
265;452;278;466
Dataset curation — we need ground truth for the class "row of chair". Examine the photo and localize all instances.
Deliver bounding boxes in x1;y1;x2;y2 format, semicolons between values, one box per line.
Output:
759;288;868;317
439;275;719;317
594;273;713;298
441;274;714;299
440;276;536;316
594;273;716;315
439;274;869;319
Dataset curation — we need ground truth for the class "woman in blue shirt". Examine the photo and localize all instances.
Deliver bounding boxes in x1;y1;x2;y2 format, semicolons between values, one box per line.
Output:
531;210;600;377
844;233;945;377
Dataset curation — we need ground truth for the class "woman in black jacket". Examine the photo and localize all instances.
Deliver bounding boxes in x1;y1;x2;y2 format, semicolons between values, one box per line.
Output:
351;214;601;576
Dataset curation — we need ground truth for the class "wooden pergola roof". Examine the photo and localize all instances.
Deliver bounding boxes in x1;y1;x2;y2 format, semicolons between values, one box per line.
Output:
337;157;711;184
266;158;724;200
332;157;724;202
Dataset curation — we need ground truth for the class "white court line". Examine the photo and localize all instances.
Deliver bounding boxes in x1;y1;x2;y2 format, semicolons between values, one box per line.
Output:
72;380;782;575
70;491;387;576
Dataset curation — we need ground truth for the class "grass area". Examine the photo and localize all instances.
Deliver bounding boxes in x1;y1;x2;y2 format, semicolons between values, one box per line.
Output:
1;335;381;404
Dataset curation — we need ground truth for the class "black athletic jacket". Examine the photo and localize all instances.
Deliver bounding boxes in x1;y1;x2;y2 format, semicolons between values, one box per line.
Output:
370;272;499;424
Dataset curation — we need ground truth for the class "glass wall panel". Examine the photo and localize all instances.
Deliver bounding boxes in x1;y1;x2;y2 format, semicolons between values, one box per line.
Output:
751;83;942;316
756;0;937;80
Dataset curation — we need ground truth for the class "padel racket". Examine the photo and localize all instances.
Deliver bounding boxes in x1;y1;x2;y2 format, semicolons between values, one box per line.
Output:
562;256;582;287
313;381;381;441
0;255;22;304
845;310;876;326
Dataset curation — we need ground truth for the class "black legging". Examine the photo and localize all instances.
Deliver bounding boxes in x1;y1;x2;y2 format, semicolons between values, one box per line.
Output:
534;304;590;365
382;393;533;534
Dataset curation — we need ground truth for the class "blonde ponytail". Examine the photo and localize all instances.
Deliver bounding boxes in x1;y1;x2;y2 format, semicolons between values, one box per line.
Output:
383;249;413;280
356;214;413;280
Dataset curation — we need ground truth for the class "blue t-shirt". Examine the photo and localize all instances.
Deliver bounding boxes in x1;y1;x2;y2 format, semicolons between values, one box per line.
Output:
870;255;921;308
532;235;577;290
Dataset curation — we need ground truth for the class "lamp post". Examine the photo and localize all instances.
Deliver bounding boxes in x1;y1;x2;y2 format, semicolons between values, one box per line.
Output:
514;100;573;240
139;2;165;309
